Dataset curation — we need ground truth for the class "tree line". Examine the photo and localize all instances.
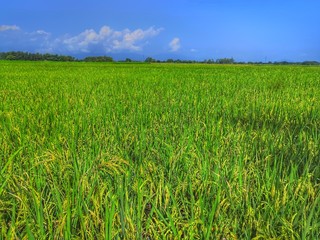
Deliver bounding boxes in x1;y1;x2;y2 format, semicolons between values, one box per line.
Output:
0;51;319;65
0;51;75;62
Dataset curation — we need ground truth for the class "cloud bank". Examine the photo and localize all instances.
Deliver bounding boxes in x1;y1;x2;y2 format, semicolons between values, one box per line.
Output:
0;24;163;54
62;26;163;53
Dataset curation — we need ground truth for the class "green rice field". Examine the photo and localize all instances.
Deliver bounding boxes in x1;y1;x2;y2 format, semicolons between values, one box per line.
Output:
0;61;319;239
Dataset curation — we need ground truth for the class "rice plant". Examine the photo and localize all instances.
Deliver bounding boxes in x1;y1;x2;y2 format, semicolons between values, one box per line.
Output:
0;61;319;239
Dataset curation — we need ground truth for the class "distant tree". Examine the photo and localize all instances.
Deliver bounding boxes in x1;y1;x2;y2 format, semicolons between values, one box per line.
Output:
216;58;235;64
0;51;75;61
83;56;113;62
5;54;16;60
302;61;319;65
59;55;75;61
166;59;174;63
125;58;132;62
204;59;215;64
274;61;290;65
145;57;156;63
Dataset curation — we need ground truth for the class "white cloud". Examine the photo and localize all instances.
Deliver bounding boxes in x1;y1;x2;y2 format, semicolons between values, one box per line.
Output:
0;25;163;55
29;30;51;42
99;26;112;37
113;27;162;51
35;30;50;36
61;25;163;53
169;37;181;52
0;25;20;31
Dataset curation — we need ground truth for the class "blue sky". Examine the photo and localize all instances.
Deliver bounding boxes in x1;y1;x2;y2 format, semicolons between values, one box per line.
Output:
1;0;320;61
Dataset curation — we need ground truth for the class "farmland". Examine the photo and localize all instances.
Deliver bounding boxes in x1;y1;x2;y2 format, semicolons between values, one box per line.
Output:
0;61;319;239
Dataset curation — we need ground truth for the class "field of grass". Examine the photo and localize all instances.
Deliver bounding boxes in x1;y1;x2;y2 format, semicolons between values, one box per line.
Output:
0;61;319;239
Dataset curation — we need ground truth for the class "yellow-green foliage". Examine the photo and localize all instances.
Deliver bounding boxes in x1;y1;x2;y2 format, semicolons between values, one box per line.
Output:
0;61;319;239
